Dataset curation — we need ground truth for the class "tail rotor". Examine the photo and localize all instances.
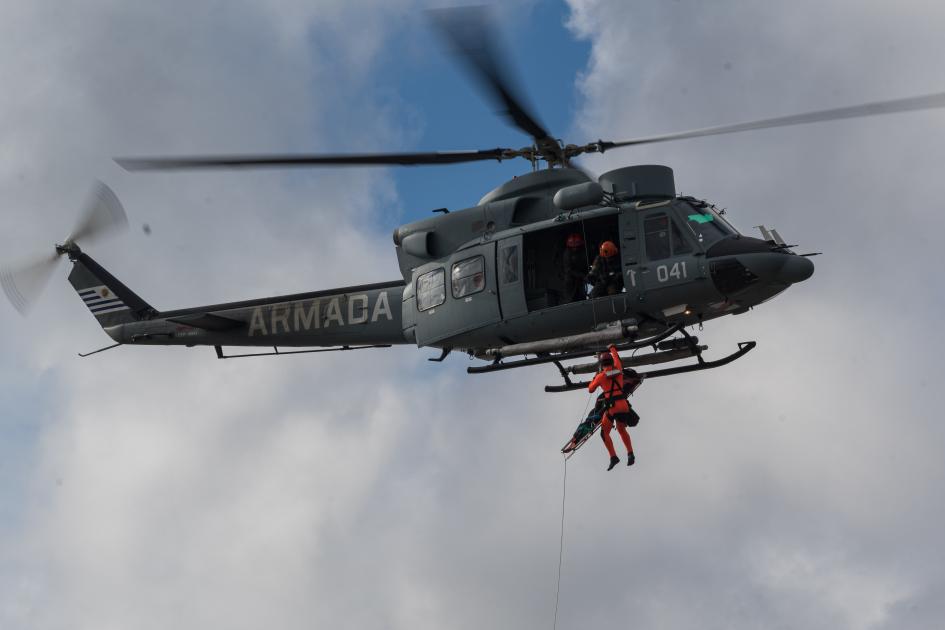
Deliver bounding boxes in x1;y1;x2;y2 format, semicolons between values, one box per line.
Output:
0;181;128;315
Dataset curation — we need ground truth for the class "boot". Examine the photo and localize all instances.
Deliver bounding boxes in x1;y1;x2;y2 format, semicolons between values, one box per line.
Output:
607;455;620;471
627;452;635;466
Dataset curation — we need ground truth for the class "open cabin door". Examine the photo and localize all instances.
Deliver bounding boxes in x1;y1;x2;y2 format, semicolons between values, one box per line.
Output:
412;242;502;347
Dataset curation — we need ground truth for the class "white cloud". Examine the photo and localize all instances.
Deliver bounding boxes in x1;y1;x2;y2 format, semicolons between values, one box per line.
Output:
559;0;945;627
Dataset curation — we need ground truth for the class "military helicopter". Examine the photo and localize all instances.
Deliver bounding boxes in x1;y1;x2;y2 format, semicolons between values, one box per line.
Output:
4;8;945;392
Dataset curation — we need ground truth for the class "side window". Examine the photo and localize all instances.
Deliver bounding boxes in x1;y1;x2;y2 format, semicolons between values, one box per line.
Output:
499;244;519;284
644;214;671;260
452;256;485;298
416;268;445;312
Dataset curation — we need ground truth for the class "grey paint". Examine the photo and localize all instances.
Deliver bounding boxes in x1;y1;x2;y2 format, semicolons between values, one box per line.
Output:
66;166;813;358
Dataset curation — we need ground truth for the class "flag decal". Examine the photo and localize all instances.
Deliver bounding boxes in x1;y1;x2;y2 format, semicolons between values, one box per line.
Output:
78;285;129;315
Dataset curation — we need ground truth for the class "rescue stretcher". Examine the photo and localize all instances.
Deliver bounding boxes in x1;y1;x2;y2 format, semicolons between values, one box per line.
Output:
561;378;642;459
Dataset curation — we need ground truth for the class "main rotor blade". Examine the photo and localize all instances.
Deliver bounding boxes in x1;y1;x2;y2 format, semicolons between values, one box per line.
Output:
115;148;515;171
0;252;61;315
67;181;128;246
595;91;945;151
428;6;553;145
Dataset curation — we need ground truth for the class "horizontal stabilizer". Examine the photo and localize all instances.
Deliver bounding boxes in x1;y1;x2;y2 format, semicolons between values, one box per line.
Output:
167;313;244;331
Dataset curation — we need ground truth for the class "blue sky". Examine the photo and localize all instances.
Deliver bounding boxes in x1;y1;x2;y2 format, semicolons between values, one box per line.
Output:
382;3;591;217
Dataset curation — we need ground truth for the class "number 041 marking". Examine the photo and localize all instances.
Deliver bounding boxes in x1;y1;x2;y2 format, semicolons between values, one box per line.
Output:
656;262;687;283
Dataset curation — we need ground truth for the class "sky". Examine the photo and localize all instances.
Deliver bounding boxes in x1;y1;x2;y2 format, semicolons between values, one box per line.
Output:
1;1;944;629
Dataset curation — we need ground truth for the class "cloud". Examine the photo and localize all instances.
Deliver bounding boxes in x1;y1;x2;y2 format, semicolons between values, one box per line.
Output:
559;0;945;627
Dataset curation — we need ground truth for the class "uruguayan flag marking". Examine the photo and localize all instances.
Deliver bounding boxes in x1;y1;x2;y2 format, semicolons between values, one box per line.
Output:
79;285;129;315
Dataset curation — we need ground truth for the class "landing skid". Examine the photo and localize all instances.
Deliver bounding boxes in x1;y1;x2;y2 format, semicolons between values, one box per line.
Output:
545;341;756;393
466;325;685;374
466;323;756;390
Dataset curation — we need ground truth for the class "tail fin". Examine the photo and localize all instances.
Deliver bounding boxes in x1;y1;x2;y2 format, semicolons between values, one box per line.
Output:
67;251;154;328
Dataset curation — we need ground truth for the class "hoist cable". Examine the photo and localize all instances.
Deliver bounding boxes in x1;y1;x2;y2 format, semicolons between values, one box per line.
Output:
552;455;567;630
553;392;593;630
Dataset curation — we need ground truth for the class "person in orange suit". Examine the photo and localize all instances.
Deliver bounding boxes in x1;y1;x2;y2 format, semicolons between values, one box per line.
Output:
588;344;636;470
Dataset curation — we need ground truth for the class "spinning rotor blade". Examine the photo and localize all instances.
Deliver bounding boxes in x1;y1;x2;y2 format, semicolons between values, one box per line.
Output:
115;148;516;171
1;181;127;315
118;8;560;173
592;91;945;152
66;181;128;245
428;6;556;149
0;252;61;315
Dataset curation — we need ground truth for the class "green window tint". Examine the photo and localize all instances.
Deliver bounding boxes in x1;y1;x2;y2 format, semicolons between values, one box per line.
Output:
685;208;729;245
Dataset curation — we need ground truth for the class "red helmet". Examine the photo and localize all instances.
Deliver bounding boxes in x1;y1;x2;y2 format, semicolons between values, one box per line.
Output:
566;233;584;248
599;241;618;258
598;352;614;366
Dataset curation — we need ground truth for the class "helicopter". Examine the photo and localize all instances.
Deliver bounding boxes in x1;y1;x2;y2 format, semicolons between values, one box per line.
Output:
4;7;945;393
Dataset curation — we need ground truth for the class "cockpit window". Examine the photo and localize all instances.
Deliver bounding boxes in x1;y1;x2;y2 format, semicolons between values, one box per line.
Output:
672;220;692;254
645;213;694;260
644;215;672;260
684;205;734;246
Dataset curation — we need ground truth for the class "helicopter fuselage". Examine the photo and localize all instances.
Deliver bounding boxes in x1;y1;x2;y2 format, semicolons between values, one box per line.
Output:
393;165;813;352
92;165;812;361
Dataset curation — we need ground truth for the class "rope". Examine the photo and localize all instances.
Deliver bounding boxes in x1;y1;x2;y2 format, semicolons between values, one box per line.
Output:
553;392;592;630
553;455;567;630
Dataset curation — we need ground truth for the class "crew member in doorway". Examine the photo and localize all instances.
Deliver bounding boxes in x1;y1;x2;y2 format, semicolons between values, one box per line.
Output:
562;232;588;303
588;344;636;470
588;240;623;298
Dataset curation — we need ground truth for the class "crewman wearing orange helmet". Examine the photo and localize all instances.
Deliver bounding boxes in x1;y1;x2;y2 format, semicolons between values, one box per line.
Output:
588;344;636;470
562;232;588;303
588;240;623;298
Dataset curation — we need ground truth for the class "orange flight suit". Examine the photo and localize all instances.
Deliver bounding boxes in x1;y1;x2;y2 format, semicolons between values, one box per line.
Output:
588;345;634;459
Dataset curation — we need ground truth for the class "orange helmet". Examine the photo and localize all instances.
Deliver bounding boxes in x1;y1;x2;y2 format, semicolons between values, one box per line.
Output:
599;240;618;258
565;233;584;248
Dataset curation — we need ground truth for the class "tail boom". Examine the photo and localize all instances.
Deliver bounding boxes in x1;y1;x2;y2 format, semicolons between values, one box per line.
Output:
109;280;408;349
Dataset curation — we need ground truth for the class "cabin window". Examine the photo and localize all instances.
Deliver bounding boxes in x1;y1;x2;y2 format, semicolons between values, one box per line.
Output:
499;245;519;284
452;256;485;298
416;268;445;311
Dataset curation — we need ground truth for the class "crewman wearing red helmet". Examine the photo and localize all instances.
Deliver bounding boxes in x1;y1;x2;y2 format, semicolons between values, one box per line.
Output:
588;240;623;298
588;344;635;470
562;232;588;303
